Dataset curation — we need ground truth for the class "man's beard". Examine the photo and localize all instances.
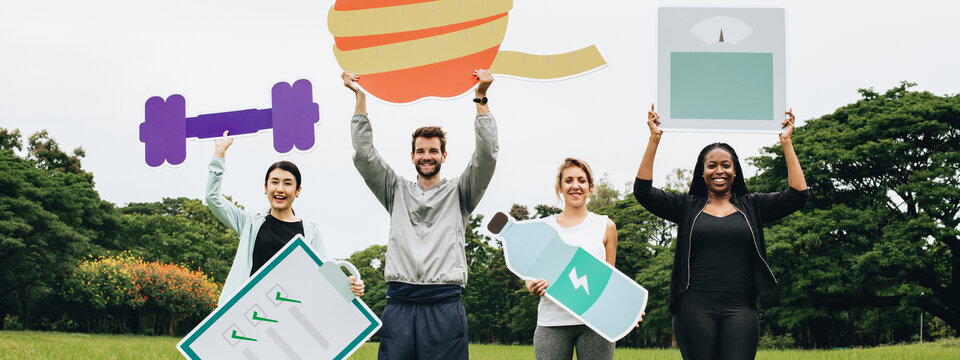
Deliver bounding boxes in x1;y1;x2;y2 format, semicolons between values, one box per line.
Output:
415;161;441;178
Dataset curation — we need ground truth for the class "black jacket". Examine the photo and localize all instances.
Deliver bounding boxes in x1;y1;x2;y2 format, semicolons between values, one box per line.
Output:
632;178;809;313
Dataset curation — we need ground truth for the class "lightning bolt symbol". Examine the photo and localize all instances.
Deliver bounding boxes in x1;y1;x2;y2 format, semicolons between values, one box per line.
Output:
569;267;589;295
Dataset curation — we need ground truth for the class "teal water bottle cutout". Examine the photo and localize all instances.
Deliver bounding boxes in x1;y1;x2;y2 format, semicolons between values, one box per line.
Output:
488;212;648;342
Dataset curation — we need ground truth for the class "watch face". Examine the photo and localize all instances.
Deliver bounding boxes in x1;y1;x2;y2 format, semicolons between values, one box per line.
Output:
475;97;488;105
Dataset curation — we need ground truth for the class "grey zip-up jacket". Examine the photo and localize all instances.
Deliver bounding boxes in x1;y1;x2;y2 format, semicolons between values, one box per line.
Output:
351;113;498;286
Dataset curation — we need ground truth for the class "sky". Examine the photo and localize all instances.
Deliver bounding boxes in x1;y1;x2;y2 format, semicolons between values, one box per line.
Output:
2;0;958;260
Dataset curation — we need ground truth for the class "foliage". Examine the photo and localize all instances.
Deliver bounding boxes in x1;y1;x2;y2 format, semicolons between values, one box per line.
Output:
62;254;219;335
748;82;960;346
0;128;120;330
587;174;622;211
114;199;238;284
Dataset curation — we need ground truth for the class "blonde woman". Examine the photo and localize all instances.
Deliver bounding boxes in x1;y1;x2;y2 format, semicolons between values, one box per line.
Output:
526;158;618;360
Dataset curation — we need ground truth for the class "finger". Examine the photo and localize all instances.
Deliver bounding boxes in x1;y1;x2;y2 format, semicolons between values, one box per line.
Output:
651;103;655;112
222;130;229;137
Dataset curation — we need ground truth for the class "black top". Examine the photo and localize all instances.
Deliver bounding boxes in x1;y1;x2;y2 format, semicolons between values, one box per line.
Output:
386;282;462;304
689;212;755;293
251;214;304;276
633;178;810;313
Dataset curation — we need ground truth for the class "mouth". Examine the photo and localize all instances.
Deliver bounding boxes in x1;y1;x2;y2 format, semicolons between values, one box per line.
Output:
568;191;584;199
711;177;728;186
272;195;287;204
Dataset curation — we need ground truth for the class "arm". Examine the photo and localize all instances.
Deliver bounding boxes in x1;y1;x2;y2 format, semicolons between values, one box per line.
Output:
474;69;492;115
459;70;499;213
632;105;684;222
206;131;246;233
603;218;618;267
343;72;398;210
351;115;399;210
636;104;662;181
342;72;366;115
780;109;808;191
752;109;811;223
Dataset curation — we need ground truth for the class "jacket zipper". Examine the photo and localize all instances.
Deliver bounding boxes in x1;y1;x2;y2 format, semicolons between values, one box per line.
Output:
734;205;777;284
686;202;708;290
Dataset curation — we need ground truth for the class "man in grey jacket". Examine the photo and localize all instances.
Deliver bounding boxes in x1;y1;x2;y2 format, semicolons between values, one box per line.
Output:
341;70;498;359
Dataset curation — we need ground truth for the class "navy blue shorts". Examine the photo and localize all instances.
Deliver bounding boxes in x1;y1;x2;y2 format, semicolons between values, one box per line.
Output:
377;297;468;360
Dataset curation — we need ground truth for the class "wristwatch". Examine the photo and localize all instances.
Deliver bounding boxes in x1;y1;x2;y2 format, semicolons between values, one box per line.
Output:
473;97;488;105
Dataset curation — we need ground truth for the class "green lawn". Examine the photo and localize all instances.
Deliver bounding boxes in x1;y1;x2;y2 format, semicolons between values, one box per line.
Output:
0;331;957;359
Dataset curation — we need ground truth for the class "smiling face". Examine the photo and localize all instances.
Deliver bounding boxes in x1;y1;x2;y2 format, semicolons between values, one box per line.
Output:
411;136;447;178
702;148;736;196
264;168;300;212
558;165;593;208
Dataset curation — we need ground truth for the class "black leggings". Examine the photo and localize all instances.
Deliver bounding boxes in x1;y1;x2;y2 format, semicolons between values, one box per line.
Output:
673;289;759;360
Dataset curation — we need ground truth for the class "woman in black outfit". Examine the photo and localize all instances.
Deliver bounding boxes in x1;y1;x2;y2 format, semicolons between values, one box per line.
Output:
633;105;808;360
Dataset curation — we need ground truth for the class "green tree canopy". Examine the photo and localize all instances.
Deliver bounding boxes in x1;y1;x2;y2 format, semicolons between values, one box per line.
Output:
748;82;960;345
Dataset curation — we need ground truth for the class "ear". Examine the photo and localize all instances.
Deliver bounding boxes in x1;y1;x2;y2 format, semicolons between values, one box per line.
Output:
295;187;302;198
411;152;416;163
441;151;448;163
264;183;268;194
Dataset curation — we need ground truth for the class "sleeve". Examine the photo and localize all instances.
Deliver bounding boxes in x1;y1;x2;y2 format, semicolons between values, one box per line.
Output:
351;114;399;211
632;178;685;224
205;157;247;234
458;113;499;214
308;224;328;260
749;186;810;224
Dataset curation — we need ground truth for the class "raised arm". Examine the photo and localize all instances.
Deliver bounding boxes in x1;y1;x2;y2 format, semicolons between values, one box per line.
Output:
780;109;808;191
342;72;366;115
206;131;246;233
459;70;499;213
636;104;662;181
474;69;492;115
343;73;398;210
633;105;684;223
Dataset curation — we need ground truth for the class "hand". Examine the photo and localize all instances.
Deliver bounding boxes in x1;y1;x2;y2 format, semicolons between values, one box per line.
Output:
342;71;360;93
780;108;795;141
634;312;646;328
214;130;233;158
527;279;548;296
474;69;493;96
647;103;662;136
349;276;365;297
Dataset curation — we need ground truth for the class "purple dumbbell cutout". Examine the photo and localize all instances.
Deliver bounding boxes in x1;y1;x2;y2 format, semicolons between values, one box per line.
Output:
139;79;319;167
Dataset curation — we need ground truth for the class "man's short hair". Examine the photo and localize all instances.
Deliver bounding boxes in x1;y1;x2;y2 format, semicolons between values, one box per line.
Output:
411;126;447;153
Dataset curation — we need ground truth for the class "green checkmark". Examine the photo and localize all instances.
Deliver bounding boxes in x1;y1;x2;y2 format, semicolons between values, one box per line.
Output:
275;292;301;303
252;311;278;323
231;330;257;342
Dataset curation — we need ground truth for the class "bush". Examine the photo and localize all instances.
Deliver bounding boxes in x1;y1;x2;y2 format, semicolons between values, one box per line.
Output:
759;333;796;349
62;254;220;335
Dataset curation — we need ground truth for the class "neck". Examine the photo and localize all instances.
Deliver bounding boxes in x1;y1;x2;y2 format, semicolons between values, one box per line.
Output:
418;175;441;190
560;204;589;220
707;190;732;203
271;208;298;222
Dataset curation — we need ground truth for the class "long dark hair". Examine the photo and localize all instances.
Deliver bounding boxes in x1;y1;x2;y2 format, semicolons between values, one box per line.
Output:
688;143;749;197
264;161;302;189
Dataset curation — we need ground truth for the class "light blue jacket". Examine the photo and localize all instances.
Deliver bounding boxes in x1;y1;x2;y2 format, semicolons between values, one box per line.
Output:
206;157;326;306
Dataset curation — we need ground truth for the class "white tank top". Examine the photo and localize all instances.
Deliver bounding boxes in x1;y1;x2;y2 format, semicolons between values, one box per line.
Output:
536;212;610;327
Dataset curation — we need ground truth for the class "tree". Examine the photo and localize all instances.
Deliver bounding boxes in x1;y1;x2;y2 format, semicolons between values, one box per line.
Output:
748;82;960;345
593;198;675;347
116;198;239;283
0;128;119;329
587;174;621;211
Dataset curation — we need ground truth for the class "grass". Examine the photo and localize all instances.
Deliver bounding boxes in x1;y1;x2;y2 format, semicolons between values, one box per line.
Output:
0;331;958;359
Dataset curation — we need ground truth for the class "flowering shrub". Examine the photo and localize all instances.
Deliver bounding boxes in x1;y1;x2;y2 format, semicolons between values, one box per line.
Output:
63;253;220;334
